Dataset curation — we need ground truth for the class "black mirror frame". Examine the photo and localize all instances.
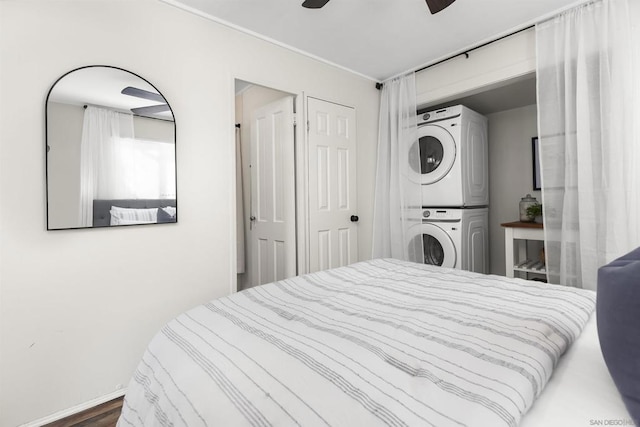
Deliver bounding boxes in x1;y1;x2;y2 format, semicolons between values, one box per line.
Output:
45;65;177;230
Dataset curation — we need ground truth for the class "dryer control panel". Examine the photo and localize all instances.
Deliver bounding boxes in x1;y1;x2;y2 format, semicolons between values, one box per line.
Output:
419;105;462;124
423;209;462;221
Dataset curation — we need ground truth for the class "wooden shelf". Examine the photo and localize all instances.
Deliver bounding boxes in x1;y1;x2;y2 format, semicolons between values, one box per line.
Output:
501;221;543;229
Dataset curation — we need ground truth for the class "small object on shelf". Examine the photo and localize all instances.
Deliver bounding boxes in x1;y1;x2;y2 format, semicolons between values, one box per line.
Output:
526;202;543;223
519;194;538;222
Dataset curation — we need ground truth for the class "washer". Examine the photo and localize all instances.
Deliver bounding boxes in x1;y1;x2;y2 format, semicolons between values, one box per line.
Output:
408;208;489;273
412;105;489;207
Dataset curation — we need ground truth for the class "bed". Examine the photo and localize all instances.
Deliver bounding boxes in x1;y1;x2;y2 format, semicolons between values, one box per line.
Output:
117;258;628;426
521;313;629;426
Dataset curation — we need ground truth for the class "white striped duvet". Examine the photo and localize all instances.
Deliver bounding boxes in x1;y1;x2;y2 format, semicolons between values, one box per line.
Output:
118;259;595;427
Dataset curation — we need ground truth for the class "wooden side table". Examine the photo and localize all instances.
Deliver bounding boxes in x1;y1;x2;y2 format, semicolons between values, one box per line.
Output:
501;221;546;280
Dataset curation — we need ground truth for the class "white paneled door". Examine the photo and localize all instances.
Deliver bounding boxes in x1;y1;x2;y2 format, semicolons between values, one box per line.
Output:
307;97;358;273
250;96;296;286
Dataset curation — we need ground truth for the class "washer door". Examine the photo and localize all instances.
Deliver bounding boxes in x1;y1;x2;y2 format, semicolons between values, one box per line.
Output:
410;124;456;185
420;223;456;268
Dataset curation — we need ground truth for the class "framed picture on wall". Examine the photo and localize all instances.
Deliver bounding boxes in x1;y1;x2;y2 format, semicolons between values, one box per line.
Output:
532;137;541;190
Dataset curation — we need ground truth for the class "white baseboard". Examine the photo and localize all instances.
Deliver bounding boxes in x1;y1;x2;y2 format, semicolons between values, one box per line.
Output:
19;388;127;427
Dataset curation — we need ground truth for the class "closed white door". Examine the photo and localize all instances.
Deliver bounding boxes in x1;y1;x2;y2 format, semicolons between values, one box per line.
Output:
249;96;296;286
307;97;358;273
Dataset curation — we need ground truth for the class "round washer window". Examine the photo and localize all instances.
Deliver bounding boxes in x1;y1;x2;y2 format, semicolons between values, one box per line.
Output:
420;136;444;174
411;223;456;268
424;234;445;266
411;124;456;185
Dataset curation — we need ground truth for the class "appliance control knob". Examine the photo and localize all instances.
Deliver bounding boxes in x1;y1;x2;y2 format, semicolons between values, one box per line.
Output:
423;210;431;218
423;113;430;121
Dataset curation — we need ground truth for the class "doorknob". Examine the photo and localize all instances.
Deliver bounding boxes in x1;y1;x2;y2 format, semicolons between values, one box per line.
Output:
350;215;359;223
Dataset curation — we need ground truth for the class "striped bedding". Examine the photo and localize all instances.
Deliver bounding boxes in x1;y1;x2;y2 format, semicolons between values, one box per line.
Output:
118;258;595;427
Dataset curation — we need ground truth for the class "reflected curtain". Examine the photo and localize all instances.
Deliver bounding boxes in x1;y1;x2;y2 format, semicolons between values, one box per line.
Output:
79;106;134;227
372;72;424;263
536;0;640;290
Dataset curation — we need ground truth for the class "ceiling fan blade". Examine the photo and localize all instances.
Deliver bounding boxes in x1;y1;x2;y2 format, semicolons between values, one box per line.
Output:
131;104;171;115
121;86;166;103
425;0;456;14
302;0;330;9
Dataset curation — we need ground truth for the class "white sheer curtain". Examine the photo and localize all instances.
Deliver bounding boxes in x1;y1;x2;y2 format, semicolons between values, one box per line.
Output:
79;106;134;227
536;0;640;290
372;72;424;263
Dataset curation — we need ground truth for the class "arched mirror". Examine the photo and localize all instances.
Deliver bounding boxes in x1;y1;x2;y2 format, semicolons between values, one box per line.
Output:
46;66;177;230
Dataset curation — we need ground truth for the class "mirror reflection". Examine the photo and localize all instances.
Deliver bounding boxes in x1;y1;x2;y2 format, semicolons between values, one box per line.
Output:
46;66;177;230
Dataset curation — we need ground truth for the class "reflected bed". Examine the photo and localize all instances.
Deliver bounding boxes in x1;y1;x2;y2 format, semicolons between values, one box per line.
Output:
117;258;625;426
92;199;176;227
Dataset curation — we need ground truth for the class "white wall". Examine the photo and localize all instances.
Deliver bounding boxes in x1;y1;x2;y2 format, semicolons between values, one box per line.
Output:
133;115;175;143
487;104;541;275
0;1;379;425
416;28;535;109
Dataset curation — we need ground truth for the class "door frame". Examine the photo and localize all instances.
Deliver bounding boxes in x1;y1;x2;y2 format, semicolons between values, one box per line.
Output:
229;80;358;292
229;78;310;292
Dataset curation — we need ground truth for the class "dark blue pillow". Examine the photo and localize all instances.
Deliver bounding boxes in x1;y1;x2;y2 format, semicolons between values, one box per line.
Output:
597;246;640;424
157;207;176;223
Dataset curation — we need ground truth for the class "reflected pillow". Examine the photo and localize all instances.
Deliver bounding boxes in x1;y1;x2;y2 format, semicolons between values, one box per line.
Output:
110;206;158;226
157;207;177;223
161;206;176;217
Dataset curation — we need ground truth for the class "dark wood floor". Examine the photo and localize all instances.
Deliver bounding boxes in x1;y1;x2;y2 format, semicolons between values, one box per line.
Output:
44;396;124;427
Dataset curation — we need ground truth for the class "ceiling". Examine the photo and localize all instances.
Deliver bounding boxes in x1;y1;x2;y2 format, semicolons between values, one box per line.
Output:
165;0;589;81
49;67;174;121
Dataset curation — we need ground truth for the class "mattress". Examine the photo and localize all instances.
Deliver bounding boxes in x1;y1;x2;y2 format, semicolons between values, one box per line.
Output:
118;258;601;427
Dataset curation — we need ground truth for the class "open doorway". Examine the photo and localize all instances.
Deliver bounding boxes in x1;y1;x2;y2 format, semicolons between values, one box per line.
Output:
235;80;297;290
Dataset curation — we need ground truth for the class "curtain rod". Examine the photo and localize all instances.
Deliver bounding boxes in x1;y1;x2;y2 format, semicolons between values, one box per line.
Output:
83;103;174;122
376;24;535;90
414;25;534;74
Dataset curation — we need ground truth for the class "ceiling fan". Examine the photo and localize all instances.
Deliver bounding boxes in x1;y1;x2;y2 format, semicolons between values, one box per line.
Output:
302;0;456;14
121;86;171;116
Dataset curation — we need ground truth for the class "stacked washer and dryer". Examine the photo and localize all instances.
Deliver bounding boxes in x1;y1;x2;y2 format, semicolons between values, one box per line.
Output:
409;105;489;274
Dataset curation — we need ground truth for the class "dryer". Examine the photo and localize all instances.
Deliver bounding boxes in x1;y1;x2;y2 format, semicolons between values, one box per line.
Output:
407;208;489;274
412;105;488;207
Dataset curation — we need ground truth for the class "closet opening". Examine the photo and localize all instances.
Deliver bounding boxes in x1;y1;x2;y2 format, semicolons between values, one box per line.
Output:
234;79;298;290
